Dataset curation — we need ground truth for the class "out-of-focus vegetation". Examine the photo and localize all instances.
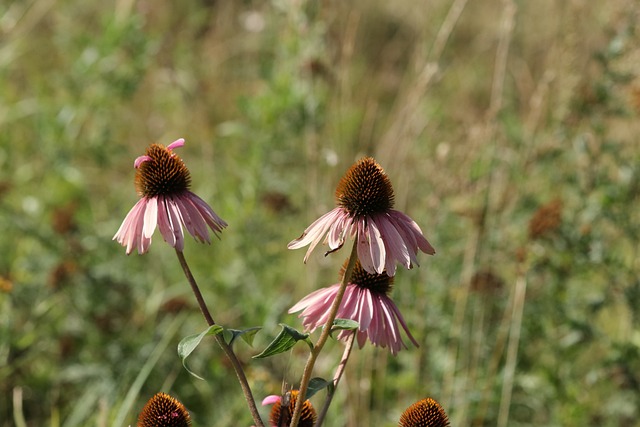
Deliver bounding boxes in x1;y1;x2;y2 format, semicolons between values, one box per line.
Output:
1;0;639;426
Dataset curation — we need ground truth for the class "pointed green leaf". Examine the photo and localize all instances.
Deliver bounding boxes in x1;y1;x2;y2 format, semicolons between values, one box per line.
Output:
223;327;262;347
177;325;223;380
253;324;312;359
306;377;333;400
329;318;359;339
331;318;359;332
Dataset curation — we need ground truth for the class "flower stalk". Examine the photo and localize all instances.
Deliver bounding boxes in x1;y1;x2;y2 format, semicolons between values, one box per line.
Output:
288;242;358;427
315;332;356;426
174;249;264;427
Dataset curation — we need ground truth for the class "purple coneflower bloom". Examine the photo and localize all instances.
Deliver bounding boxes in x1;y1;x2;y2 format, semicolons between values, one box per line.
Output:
289;259;419;355
288;157;434;276
113;138;227;254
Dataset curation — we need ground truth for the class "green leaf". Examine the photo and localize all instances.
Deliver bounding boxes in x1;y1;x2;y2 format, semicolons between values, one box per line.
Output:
306;377;333;400
223;327;262;347
331;318;359;332
253;324;312;359
177;325;223;380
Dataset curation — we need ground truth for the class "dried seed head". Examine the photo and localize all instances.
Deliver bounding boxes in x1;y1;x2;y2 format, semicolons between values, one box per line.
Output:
269;390;317;427
399;398;450;427
528;199;563;240
342;259;393;295
336;157;394;217
135;144;191;197
137;393;191;427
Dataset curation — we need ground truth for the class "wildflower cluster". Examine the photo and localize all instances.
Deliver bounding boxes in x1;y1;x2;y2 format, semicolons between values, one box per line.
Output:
116;140;444;426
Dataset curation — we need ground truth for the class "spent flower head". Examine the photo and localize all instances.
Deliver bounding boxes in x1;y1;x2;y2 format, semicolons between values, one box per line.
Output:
289;259;419;355
288;157;434;276
113;138;227;254
262;390;317;427
398;397;450;427
137;392;191;427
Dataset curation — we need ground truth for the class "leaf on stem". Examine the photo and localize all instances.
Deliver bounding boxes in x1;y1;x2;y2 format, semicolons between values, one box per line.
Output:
253;324;313;359
223;327;262;347
329;318;359;338
177;325;224;380
306;377;334;400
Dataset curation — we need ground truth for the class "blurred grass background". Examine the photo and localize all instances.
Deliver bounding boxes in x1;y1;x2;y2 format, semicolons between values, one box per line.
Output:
1;0;639;426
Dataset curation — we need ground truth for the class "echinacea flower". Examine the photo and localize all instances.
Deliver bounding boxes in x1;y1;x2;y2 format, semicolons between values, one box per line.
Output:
288;157;434;276
262;390;317;427
137;392;191;427
289;259;419;355
398;397;450;427
113;139;227;254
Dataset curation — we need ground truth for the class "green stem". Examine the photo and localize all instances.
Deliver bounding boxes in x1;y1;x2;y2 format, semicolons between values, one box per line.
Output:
316;331;356;426
175;249;265;427
289;242;358;427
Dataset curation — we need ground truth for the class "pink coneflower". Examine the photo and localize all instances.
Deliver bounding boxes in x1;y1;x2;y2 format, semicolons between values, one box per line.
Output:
288;157;434;276
113;138;227;254
289;259;419;355
261;391;317;427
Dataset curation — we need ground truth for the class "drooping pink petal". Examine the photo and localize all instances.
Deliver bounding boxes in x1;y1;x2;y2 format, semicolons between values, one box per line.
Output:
174;195;206;243
157;196;176;247
356;217;376;274
187;191;227;234
289;286;336;314
167;138;185;151
113;197;149;254
391;210;435;255
357;288;374;331
365;217;386;274
289;208;346;263
375;213;411;272
389;300;420;348
143;196;158;239
131;201;148;254
261;395;281;406
165;196;185;251
134;155;152;168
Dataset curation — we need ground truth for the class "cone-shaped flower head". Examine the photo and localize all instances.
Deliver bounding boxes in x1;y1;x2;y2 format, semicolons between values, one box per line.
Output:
398;398;450;427
113;139;227;254
137;392;191;427
289;259;419;355
288;157;434;276
262;390;317;427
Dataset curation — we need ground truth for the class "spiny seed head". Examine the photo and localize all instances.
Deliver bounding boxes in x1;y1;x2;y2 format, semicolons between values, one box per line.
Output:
336;157;394;217
398;398;450;427
135;144;191;197
269;390;317;427
342;259;394;295
137;392;191;427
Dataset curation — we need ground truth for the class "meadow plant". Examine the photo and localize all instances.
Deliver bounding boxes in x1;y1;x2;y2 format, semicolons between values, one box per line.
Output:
114;143;443;426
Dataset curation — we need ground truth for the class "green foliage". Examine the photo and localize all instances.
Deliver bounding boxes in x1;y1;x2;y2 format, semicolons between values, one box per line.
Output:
1;1;639;426
253;324;313;359
177;325;224;380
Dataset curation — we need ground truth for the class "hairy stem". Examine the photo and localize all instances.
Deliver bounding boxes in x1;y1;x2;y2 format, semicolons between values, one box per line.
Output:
289;242;358;427
316;332;356;426
175;249;264;427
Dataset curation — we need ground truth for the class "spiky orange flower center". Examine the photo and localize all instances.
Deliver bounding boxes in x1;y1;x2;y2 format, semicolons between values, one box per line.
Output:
269;390;317;427
135;144;191;197
398;398;450;427
137;392;191;427
343;259;393;295
335;157;394;217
